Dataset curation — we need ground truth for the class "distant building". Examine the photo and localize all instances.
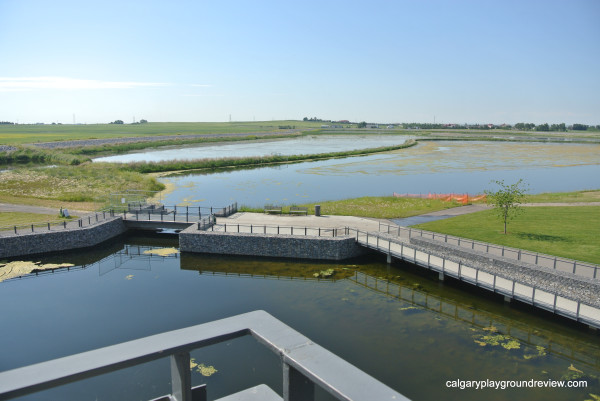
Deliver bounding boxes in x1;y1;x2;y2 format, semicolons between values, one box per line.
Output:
321;125;330;128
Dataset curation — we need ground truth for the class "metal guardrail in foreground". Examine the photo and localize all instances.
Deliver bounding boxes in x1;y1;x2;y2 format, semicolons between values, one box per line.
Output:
0;311;406;401
0;211;116;237
378;222;599;280
352;228;600;329
207;223;348;237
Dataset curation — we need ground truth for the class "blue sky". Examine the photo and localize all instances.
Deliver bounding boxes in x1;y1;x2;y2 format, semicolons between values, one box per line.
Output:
0;0;598;124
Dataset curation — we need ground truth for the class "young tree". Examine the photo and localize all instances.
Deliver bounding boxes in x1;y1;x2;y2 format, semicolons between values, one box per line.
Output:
485;179;528;234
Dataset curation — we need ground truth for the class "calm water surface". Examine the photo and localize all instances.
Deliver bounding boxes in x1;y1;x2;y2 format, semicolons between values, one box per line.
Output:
94;135;413;163
1;233;599;401
157;140;600;207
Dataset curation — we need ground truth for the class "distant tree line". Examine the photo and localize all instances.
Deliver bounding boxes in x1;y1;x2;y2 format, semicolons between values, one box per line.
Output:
514;122;598;131
0;121;15;125
303;117;330;122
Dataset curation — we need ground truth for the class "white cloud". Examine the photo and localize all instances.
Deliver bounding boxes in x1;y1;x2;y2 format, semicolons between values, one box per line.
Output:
0;77;169;91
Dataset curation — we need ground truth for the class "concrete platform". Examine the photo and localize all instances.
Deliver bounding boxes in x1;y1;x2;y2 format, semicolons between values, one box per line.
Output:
215;384;281;401
217;212;382;232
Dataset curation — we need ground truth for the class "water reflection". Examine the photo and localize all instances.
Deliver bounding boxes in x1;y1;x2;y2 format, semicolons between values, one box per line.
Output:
1;235;599;401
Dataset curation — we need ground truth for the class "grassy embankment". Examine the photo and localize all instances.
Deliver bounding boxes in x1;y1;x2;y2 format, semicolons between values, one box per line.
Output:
0;140;417;212
412;206;600;264
125;140;417;174
0;164;164;211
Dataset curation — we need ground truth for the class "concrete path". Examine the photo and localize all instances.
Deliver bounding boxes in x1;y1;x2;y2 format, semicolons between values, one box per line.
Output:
217;212;383;232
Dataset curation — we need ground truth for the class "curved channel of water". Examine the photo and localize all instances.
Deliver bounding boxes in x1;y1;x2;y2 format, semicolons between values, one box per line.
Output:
156;140;600;207
94;135;414;163
1;233;599;401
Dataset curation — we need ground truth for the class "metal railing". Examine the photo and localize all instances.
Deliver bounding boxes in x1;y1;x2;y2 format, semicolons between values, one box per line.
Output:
118;203;238;223
378;222;599;280
207;223;347;237
0;311;406;401
350;228;600;329
0;211;116;237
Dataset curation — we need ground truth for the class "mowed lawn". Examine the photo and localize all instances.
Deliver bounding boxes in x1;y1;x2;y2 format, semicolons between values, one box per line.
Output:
413;206;600;264
0;212;75;228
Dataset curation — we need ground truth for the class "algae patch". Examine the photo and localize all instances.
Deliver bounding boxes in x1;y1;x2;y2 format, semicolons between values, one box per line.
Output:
313;268;336;278
523;346;547;360
0;261;75;282
190;358;218;377
473;332;520;350
143;247;179;256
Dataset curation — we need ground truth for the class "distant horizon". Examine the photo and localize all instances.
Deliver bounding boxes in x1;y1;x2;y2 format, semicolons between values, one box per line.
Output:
1;1;599;125
2;119;598;128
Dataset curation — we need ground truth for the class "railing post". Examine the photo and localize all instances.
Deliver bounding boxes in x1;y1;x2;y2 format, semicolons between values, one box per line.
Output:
14;226;17;234
170;352;192;401
47;223;50;230
283;363;315;401
573;261;576;274
31;224;34;232
63;221;66;229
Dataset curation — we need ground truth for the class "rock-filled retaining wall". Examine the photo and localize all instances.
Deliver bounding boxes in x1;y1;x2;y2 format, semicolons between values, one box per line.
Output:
179;227;366;260
0;217;127;258
408;236;600;309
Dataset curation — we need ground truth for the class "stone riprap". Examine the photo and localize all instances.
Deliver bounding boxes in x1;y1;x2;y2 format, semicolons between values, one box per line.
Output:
408;236;600;309
0;217;126;258
0;146;17;152
179;225;366;260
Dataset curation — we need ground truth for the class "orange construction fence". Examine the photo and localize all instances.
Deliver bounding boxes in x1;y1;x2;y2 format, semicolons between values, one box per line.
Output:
393;192;486;205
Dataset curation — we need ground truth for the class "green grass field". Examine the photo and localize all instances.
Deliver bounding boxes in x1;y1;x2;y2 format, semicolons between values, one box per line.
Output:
241;196;467;218
526;190;600;203
0;212;75;228
0;121;324;145
412;206;600;264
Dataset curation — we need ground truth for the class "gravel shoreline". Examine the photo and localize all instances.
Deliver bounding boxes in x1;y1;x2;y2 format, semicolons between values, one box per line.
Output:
29;130;301;149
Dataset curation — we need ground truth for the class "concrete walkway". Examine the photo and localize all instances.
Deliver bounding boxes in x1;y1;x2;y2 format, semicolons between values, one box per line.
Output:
217;212;383;232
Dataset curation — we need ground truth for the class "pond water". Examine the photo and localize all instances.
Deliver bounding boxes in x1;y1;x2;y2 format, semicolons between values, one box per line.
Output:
1;233;599;401
156;140;600;208
94;135;414;163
